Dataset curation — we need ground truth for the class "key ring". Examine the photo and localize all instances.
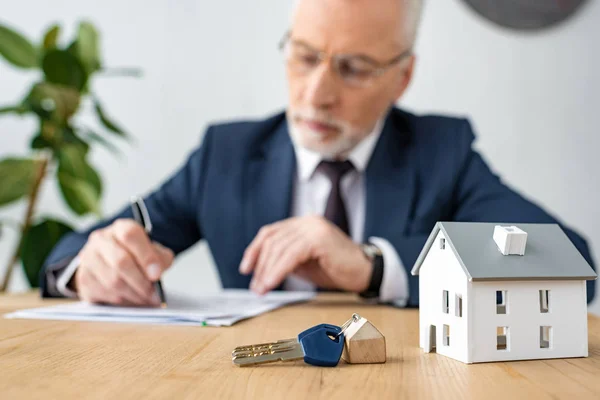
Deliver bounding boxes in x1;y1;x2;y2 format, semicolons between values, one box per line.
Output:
336;313;361;338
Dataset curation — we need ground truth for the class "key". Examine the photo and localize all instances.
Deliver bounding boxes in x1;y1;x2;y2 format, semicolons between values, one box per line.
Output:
232;323;334;355
233;314;358;354
232;324;345;367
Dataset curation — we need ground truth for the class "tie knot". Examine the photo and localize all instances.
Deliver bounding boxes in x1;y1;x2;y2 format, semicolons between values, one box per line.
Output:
318;160;355;182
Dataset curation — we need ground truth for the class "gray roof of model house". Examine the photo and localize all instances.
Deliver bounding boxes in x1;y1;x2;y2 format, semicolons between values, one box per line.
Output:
411;222;597;281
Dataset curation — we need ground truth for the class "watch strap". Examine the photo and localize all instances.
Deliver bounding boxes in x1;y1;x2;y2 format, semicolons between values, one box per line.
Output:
359;243;384;299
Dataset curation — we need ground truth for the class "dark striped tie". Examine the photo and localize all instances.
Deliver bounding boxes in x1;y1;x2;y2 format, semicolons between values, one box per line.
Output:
315;160;355;292
318;160;355;236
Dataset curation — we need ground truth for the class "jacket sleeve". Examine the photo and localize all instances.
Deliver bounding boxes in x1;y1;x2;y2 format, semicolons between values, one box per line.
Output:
39;127;215;297
450;119;596;303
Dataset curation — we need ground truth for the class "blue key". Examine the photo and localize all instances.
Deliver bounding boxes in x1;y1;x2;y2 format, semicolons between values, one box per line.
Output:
232;323;345;367
300;324;345;366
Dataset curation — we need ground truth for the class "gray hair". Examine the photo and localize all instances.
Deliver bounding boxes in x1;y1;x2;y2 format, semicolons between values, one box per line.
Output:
404;0;424;46
291;0;425;47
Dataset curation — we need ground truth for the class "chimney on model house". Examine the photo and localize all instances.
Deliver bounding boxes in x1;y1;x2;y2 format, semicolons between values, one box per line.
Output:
493;225;528;256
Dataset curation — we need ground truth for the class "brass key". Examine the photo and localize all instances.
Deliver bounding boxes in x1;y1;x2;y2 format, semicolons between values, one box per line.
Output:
232;339;305;366
232;314;361;367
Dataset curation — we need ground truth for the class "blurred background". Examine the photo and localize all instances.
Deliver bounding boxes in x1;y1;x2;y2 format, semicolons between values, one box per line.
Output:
1;1;598;314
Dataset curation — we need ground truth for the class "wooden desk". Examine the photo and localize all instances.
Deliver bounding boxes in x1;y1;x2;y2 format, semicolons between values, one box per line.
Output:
1;292;600;399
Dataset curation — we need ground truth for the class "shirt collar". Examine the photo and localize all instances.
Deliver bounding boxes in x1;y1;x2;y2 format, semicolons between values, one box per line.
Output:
292;117;385;182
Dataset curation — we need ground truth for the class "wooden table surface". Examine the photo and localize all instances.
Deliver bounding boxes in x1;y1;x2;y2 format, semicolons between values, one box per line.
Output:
1;292;600;400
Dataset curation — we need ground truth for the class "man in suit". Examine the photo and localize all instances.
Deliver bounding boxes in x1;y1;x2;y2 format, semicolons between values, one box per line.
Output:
41;0;596;306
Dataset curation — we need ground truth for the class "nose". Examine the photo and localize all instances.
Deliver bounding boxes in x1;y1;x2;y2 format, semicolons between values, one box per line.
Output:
303;62;339;110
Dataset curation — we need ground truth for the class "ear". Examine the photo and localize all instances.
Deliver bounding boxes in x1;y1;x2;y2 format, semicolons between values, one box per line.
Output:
392;55;416;101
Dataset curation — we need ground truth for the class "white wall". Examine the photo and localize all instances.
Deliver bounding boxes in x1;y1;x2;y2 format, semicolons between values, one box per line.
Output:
1;1;599;314
471;280;588;362
418;230;469;363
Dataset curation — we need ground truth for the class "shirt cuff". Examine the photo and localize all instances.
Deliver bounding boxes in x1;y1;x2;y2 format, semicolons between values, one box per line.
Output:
369;237;409;307
55;256;81;298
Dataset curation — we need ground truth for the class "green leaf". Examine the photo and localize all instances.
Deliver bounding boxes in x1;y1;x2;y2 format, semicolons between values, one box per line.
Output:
21;218;73;288
0;158;38;206
81;127;122;157
24;82;81;123
75;21;101;74
57;172;100;216
30;125;89;153
42;24;60;50
57;145;98;188
62;126;90;155
56;145;102;216
42;49;87;91
0;24;38;69
30;134;54;150
93;97;128;138
61;147;102;192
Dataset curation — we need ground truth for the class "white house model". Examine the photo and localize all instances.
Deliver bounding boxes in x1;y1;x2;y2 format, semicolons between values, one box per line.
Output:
411;222;597;364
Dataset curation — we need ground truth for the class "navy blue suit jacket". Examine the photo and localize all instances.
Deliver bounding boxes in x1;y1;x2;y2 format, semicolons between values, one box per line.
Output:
40;108;597;305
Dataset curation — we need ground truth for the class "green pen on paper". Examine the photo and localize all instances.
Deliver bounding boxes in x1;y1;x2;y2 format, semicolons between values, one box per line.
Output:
130;196;167;308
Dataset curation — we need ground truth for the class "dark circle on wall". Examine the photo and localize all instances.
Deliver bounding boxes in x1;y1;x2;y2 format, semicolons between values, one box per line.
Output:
462;0;589;31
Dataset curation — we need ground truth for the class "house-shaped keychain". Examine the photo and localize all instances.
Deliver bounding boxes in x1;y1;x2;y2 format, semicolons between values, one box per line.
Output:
411;222;597;364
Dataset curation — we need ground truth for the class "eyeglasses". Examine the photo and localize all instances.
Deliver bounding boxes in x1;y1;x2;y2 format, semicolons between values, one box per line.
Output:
279;32;412;88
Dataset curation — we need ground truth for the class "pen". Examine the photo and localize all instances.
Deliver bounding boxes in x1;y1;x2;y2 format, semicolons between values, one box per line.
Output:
130;196;167;308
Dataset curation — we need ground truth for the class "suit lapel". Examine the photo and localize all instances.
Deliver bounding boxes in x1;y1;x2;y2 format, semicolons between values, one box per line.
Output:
244;120;296;243
363;110;416;241
243;109;416;246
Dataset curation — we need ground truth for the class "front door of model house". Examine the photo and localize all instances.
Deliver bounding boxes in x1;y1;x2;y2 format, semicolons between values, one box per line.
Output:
425;324;437;353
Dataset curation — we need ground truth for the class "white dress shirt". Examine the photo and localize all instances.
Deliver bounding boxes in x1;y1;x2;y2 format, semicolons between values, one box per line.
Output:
55;120;410;305
285;119;409;306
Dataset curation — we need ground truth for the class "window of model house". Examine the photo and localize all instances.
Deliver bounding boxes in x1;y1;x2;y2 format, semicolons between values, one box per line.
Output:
497;327;509;350
443;324;450;346
496;290;507;314
540;326;552;349
455;294;462;317
539;290;550;313
443;290;449;314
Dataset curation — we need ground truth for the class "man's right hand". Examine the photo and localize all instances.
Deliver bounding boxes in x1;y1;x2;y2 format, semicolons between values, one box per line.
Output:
72;219;174;307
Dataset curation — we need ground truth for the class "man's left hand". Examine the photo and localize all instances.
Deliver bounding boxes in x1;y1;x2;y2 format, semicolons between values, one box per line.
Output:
239;216;372;295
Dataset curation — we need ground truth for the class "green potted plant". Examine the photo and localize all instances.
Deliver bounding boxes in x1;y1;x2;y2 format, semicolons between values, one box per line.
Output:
0;21;139;292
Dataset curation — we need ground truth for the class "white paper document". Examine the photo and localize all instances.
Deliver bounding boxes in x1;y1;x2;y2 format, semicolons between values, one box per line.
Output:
4;289;315;327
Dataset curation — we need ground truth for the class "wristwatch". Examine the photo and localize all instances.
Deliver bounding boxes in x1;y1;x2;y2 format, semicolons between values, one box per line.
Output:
358;242;384;299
